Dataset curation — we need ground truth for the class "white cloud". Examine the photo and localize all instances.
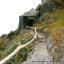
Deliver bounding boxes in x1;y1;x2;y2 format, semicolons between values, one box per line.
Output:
0;0;41;36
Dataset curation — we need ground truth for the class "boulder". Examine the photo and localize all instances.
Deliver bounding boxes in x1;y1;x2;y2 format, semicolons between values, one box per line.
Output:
41;0;56;13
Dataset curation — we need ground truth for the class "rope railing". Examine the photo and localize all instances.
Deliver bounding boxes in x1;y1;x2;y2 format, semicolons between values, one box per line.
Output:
0;27;37;64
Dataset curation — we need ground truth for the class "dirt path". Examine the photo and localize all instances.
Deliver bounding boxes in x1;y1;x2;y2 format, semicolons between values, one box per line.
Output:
22;32;53;64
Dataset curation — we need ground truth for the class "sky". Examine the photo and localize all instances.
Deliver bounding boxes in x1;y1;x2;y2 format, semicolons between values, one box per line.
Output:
0;0;41;36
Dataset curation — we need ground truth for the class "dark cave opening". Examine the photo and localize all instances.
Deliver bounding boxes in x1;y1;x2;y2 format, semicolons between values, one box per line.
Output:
26;19;34;27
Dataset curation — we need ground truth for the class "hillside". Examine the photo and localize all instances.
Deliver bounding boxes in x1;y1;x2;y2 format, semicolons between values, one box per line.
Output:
0;0;64;64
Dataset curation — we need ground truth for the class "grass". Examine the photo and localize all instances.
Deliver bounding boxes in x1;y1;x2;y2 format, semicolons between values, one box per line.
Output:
0;29;34;64
34;8;64;47
34;8;64;30
33;8;64;62
0;7;64;64
49;13;64;47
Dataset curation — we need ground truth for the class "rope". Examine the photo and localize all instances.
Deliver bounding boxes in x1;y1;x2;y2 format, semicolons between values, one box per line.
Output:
0;27;37;64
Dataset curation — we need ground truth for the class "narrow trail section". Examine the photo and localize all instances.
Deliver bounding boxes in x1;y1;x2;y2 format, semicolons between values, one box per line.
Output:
22;32;53;64
0;27;37;64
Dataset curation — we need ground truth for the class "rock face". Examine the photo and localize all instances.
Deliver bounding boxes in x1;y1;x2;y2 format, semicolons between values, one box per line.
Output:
18;16;24;31
18;8;38;31
41;0;64;13
18;0;55;31
23;8;38;16
41;0;56;13
18;0;64;32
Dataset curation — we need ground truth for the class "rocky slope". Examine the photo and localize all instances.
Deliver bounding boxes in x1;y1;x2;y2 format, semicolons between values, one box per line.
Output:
0;0;64;64
22;32;53;64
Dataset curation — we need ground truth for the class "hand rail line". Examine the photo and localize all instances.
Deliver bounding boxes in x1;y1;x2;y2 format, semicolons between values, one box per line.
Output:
0;27;37;64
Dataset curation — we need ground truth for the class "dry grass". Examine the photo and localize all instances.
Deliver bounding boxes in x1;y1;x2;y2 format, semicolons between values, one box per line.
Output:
54;0;64;4
34;9;64;62
34;9;64;31
50;25;64;47
0;29;33;64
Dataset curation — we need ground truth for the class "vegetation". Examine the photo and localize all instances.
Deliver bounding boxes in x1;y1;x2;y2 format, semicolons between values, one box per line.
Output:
34;9;64;30
0;0;64;64
53;0;64;4
34;8;64;46
0;29;34;64
34;8;64;63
